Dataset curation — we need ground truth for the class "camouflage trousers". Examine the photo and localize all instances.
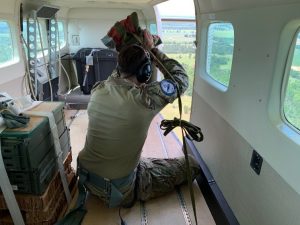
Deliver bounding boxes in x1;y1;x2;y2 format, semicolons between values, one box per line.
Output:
85;155;200;208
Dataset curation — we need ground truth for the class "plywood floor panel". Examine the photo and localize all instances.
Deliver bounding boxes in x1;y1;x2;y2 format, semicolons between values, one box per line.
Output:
65;109;216;225
144;192;187;225
142;116;166;159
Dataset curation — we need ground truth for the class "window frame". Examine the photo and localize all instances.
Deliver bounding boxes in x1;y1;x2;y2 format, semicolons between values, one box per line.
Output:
57;20;66;49
281;27;300;133
205;21;235;91
0;19;19;68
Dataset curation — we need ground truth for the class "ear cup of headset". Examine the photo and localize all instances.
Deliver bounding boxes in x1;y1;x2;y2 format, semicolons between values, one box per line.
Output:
136;61;152;83
136;47;152;83
118;44;152;83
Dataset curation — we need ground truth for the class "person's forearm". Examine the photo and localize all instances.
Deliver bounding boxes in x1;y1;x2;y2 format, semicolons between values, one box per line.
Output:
151;48;189;95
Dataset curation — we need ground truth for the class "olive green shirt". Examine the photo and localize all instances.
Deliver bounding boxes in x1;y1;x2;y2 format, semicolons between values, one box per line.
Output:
78;48;188;179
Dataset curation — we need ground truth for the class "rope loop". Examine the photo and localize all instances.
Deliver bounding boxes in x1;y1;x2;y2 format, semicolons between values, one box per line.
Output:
160;117;203;142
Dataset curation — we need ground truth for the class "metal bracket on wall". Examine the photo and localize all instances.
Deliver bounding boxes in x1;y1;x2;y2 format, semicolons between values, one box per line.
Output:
27;10;38;99
49;17;58;79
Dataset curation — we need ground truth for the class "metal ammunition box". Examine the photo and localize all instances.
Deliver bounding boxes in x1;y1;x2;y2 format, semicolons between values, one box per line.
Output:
1;118;67;172
6;135;70;195
0;102;71;194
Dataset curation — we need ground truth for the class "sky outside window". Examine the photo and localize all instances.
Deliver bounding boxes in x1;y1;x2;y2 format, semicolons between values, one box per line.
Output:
157;0;195;18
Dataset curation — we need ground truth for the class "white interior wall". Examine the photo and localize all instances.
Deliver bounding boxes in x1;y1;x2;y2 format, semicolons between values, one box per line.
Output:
198;0;300;13
191;95;300;225
192;1;300;224
0;0;16;14
67;8;150;53
194;2;300;196
0;77;27;97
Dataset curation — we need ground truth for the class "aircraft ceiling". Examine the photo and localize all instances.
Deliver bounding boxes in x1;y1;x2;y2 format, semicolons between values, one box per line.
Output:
197;0;300;13
23;0;167;8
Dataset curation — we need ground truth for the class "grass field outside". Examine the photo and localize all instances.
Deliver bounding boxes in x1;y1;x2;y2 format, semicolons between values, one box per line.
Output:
160;21;196;140
159;94;193;141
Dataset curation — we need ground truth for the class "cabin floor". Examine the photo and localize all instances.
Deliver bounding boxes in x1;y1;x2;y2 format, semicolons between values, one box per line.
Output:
64;109;216;225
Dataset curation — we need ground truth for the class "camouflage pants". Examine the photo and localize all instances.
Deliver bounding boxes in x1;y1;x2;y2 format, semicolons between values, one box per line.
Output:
85;155;200;207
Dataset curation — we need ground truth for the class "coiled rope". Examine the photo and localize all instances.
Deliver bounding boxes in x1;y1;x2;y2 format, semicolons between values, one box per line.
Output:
160;117;203;142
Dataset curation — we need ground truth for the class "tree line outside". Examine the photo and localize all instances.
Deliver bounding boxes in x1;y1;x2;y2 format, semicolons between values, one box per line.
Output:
284;37;300;130
159;21;196;138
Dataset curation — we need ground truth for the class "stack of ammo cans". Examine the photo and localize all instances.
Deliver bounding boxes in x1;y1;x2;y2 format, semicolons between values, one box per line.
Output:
0;102;77;225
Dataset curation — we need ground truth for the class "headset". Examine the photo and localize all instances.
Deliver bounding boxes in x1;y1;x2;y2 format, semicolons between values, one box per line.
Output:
135;47;152;83
118;45;152;83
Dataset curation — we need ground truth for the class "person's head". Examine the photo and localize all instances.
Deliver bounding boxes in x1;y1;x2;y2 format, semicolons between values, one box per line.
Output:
117;44;152;84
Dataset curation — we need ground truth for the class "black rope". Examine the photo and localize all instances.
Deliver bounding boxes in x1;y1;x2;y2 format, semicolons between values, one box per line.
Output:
160;117;203;142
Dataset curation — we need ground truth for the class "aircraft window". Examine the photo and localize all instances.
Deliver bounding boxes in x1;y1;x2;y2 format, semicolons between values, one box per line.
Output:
0;20;14;66
206;22;234;88
283;32;300;131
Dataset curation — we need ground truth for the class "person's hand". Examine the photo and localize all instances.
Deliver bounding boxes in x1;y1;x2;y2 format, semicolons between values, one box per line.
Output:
143;29;154;50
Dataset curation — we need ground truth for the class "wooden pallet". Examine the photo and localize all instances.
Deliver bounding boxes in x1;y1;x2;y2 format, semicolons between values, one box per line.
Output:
0;168;77;225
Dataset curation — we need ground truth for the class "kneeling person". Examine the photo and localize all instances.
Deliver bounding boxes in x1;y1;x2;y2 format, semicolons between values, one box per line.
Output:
78;32;200;208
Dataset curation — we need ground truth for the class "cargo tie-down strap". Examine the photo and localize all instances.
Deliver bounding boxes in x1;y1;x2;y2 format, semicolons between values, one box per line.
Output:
0;126;26;225
26;111;72;204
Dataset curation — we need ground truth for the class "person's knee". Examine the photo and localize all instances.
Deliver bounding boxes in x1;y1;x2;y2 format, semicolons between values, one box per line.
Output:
178;154;199;167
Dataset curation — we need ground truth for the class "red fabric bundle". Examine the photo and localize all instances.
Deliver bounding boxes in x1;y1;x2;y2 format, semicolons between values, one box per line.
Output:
103;12;161;51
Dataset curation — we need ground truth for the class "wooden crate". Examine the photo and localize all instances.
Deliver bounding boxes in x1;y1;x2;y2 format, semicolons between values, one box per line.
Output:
0;168;77;225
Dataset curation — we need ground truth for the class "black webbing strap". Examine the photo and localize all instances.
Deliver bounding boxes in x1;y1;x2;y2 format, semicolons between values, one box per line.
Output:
159;85;203;225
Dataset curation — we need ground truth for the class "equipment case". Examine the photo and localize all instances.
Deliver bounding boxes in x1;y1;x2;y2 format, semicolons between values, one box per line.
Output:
3;128;70;194
74;48;118;94
93;49;118;81
0;102;66;172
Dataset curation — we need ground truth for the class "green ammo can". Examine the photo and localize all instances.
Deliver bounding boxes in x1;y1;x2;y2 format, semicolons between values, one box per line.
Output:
0;102;70;195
